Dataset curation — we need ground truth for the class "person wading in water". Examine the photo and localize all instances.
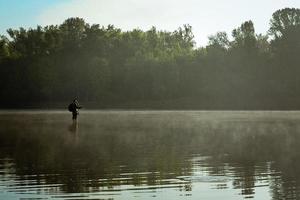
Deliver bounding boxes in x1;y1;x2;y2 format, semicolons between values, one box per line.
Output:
68;98;82;120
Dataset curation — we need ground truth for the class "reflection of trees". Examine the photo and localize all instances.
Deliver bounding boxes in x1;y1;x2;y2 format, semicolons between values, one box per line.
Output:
199;120;300;199
1;112;300;199
0;113;195;194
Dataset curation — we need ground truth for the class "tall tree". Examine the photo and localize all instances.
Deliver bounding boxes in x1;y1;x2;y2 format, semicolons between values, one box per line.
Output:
269;8;300;38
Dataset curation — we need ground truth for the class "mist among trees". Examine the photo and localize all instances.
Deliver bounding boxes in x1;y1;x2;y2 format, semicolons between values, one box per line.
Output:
0;8;300;109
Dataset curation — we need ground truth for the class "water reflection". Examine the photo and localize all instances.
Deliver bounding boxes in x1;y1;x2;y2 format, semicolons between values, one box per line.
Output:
1;111;300;199
68;120;78;134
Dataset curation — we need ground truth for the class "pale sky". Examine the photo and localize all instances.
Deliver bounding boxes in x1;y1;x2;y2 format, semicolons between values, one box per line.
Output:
1;0;300;46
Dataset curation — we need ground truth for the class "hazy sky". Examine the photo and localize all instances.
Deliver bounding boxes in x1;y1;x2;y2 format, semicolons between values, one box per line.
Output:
1;0;300;46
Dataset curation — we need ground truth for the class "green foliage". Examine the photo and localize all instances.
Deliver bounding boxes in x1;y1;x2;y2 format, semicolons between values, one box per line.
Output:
208;32;229;49
269;8;300;38
232;20;257;52
0;8;300;109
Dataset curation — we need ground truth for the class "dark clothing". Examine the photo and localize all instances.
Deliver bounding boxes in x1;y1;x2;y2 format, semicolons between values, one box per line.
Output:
72;111;78;120
70;100;82;120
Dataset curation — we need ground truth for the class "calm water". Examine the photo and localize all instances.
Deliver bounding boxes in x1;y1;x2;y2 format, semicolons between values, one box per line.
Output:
1;111;300;200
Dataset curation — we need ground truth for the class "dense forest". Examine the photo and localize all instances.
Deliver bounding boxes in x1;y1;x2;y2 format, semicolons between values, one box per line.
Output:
0;8;300;109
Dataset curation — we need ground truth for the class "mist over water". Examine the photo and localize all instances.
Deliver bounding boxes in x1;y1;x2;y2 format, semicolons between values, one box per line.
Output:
1;111;300;199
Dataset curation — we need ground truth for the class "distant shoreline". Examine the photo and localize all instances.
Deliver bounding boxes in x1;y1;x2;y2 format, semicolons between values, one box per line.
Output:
1;97;300;110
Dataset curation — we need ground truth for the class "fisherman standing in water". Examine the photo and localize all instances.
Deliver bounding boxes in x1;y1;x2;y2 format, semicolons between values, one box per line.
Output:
68;98;82;120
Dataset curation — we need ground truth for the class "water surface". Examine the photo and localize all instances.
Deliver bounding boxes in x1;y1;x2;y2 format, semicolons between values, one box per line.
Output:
1;111;300;199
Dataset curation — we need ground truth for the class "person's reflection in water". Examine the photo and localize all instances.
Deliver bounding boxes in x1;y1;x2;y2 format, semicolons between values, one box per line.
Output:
68;120;78;134
68;120;79;143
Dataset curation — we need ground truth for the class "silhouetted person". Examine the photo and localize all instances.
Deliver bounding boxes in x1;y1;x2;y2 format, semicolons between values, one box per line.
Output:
68;99;82;120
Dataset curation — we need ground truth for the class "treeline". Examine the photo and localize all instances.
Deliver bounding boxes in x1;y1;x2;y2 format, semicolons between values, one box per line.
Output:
0;8;300;109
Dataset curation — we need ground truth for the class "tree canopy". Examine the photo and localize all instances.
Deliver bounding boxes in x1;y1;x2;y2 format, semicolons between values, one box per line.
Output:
0;8;300;109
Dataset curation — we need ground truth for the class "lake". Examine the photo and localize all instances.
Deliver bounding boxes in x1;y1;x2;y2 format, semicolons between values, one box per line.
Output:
1;111;300;200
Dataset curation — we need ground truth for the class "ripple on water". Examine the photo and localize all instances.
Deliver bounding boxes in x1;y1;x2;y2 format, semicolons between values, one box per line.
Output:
2;111;300;199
